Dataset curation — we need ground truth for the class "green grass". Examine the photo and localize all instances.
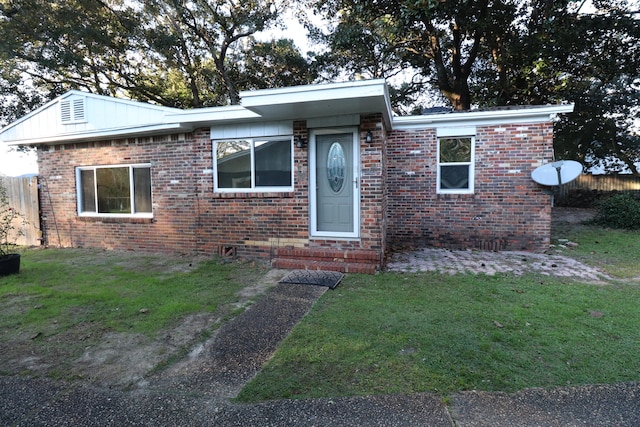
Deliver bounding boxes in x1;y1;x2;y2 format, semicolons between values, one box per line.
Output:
552;223;640;278
0;248;260;357
238;224;640;401
0;249;250;335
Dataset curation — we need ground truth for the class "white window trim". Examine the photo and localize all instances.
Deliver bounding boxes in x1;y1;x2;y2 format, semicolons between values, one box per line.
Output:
436;135;476;195
76;163;153;218
213;136;294;193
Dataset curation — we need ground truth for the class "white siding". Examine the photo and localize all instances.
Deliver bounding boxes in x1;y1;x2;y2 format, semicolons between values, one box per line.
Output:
1;92;177;143
210;121;293;140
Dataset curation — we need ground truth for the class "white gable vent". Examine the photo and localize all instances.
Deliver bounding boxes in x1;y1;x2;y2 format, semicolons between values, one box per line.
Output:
60;97;86;124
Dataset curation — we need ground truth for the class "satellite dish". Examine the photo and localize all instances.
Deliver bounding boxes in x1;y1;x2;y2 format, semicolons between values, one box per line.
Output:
531;160;582;186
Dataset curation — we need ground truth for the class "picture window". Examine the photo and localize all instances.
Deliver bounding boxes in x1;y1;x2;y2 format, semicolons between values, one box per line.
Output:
76;164;152;217
214;137;293;192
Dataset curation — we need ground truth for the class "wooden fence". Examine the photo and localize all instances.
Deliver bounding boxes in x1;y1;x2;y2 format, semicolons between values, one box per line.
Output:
1;176;40;247
556;174;640;206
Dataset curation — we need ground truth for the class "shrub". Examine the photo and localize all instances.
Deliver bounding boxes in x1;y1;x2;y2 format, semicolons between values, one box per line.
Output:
591;193;640;230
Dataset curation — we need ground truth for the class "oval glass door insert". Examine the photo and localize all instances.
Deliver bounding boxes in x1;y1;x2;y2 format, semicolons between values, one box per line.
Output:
327;142;346;192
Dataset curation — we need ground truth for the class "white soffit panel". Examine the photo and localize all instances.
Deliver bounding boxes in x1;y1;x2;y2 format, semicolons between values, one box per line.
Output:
6;124;186;145
165;105;260;127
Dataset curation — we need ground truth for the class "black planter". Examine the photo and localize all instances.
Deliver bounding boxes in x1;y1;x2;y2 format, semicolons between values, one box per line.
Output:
0;253;20;276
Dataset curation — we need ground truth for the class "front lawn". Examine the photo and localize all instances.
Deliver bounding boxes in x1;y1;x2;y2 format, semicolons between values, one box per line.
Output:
0;248;264;382
237;225;640;401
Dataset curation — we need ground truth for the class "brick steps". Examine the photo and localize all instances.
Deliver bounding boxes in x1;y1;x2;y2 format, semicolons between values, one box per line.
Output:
272;248;381;274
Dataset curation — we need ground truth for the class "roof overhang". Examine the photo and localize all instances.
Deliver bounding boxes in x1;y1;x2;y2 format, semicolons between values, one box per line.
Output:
392;104;575;130
9;123;188;146
1;81;574;147
240;79;393;129
1;80;395;146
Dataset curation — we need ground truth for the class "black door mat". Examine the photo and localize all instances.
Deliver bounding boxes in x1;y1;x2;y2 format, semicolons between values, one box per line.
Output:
279;270;344;289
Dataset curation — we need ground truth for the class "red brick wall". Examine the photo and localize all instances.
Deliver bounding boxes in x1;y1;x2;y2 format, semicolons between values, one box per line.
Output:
37;120;387;259
359;114;387;263
36;118;553;260
386;122;554;251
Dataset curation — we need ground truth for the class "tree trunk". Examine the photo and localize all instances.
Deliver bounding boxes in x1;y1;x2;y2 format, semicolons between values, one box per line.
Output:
448;80;472;111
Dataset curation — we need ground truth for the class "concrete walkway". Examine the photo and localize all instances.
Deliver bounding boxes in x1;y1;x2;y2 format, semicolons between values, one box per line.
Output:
2;267;639;426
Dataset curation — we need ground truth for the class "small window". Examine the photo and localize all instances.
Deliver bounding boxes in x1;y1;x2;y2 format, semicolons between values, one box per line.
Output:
214;137;293;192
60;97;86;124
76;164;152;217
437;136;474;193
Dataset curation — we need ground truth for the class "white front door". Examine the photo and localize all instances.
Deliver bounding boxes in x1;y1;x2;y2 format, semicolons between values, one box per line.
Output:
310;128;359;238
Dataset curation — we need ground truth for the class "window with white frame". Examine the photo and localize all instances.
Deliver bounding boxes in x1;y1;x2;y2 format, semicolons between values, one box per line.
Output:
437;135;475;193
76;164;152;217
214;137;293;192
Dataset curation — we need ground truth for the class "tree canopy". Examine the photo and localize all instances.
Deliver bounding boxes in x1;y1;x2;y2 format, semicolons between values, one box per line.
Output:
303;0;640;173
0;0;315;115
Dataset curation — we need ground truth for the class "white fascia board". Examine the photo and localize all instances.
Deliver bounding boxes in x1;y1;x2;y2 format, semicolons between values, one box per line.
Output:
392;104;575;130
240;79;388;104
5;123;187;146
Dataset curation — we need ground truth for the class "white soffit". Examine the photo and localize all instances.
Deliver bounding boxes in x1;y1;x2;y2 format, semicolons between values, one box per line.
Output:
240;79;393;127
392;104;575;130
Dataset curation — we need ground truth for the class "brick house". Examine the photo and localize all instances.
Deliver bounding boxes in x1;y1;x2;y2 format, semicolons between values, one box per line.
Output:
0;80;573;272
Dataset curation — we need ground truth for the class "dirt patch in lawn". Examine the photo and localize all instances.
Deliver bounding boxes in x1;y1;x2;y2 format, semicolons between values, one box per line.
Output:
0;252;284;388
44;247;207;276
0;312;220;386
552;207;597;225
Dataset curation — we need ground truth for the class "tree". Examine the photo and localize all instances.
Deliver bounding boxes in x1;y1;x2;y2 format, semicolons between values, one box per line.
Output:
139;0;288;105
0;0;141;97
546;7;640;174
303;0;640;173
0;0;303;111
238;38;319;90
303;0;498;110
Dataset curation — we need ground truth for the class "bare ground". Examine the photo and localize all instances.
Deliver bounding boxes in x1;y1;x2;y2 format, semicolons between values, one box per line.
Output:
552;207;596;225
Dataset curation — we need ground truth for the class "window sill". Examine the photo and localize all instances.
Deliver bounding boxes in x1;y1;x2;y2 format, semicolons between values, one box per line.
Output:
213;192;295;199
77;216;154;224
436;193;475;199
